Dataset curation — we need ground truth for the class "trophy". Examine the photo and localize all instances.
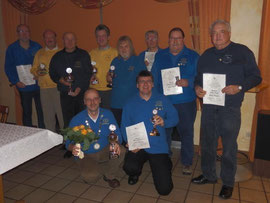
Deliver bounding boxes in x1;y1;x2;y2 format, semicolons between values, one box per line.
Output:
108;124;119;159
37;63;48;76
150;109;160;136
106;65;115;88
64;67;74;93
91;61;98;85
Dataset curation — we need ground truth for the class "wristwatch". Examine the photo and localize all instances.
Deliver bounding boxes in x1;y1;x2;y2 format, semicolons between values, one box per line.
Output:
238;86;242;90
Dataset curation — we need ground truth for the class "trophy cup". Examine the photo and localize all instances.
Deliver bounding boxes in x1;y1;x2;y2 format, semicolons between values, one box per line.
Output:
37;63;48;76
108;124;119;159
150;109;160;136
91;61;98;85
64;67;74;94
106;65;115;88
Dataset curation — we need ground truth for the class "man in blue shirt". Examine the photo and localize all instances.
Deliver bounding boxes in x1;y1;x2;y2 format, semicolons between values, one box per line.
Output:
4;24;44;128
66;88;124;188
121;71;178;195
152;27;199;175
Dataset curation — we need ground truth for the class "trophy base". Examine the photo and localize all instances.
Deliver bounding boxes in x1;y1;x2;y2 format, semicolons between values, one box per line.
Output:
107;84;112;88
150;129;160;136
109;153;119;159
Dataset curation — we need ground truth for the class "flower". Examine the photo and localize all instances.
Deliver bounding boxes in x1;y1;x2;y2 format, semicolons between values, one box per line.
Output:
61;125;99;151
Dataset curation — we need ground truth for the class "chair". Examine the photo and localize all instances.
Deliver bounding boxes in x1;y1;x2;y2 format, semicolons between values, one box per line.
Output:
0;105;9;123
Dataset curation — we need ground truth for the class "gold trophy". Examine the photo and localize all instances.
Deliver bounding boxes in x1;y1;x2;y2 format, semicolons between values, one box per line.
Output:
150;109;160;136
108;124;119;159
91;61;98;85
36;63;48;76
107;65;115;88
64;67;74;94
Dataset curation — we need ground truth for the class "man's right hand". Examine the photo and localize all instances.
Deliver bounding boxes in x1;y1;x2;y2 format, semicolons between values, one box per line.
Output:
106;72;113;83
59;77;71;86
126;143;140;153
195;86;206;98
68;144;80;156
16;82;26;88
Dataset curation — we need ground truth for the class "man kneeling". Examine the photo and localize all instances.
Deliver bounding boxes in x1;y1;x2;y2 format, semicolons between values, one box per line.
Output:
121;71;179;195
66;88;124;188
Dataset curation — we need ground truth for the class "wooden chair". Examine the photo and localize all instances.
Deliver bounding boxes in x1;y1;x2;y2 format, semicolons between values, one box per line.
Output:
0;105;9;123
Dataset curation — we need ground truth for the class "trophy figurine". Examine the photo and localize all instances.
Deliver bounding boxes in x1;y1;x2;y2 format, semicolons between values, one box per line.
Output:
37;63;48;76
150;109;160;136
107;65;115;88
91;61;98;85
64;67;74;93
108;124;119;159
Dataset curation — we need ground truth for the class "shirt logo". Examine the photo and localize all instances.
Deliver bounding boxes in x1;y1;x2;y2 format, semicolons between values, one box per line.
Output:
102;118;109;125
221;55;232;64
178;58;187;67
155;100;163;111
74;61;81;68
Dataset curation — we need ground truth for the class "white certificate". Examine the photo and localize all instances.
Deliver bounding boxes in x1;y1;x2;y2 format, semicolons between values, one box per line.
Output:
16;64;35;85
144;52;156;71
126;122;150;151
203;73;226;106
161;67;183;95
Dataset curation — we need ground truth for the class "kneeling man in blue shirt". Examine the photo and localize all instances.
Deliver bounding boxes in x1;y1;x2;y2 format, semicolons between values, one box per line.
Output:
121;70;179;195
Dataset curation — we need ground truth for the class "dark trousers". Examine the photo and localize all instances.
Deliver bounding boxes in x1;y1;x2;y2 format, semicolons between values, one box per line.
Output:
201;105;241;187
123;150;173;195
166;100;197;166
98;90;111;109
111;108;122;127
60;92;85;128
19;89;45;128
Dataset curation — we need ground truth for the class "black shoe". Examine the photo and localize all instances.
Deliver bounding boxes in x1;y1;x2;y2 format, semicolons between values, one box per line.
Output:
128;175;139;185
191;175;217;184
219;185;233;199
63;151;72;158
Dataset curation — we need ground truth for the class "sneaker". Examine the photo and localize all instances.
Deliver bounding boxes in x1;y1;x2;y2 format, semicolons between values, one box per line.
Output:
182;165;192;175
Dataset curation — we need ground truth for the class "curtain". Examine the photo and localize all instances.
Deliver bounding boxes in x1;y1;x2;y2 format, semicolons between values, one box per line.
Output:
249;0;270;161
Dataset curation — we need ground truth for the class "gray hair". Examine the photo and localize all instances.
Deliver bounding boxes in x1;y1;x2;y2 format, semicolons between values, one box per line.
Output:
209;20;231;34
145;30;158;39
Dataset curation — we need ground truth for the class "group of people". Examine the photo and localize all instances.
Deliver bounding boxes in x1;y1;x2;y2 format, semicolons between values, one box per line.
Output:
4;20;261;199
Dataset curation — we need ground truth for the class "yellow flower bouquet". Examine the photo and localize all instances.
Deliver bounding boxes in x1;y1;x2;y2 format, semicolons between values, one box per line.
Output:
61;124;99;151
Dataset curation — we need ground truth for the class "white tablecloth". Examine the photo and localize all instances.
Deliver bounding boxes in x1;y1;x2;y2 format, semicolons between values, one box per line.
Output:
0;123;63;174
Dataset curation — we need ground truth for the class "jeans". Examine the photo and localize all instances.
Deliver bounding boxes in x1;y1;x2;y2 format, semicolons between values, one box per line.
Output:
19;89;45;128
166;100;197;166
201;105;241;187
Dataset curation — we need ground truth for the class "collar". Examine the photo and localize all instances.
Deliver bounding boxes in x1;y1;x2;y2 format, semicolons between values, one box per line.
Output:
45;45;58;51
87;108;100;123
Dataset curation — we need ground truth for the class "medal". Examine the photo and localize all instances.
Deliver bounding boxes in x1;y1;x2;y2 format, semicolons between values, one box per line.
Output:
94;143;100;150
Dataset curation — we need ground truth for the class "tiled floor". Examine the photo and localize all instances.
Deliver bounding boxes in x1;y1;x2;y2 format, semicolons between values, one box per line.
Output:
3;146;270;203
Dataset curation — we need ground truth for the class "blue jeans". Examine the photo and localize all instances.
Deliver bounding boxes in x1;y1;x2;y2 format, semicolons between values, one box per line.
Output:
19;89;45;128
201;105;241;187
166;100;197;166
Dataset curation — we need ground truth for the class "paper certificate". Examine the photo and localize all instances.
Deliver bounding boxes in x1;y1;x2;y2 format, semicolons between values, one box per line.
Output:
144;52;156;71
203;73;226;106
161;67;183;96
126;122;150;151
16;64;35;86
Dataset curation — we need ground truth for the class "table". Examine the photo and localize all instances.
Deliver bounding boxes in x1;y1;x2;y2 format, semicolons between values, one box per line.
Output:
0;123;63;203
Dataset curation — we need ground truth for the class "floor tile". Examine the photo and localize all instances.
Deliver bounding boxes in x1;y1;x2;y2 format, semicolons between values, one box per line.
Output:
130;194;157;203
60;181;91;197
116;178;142;193
46;193;77;203
56;167;80;181
4;197;16;203
185;191;212;203
95;177;111;188
41;177;71;192
240;187;268;203
136;182;159;198
103;190;133;203
157;199;175;203
81;185;111;201
213;196;240;203
263;179;270;192
3;180;18;192
266;192;270;202
54;158;75;168
214;183;239;200
3;170;35;183
24;173;52;187
145;173;154;184
189;182;214;195
23;162;51;173
172;176;191;190
74;198;99;203
239;178;264;191
159;188;187;203
5;184;36;200
39;155;61;164
40;165;66;176
172;167;194;179
23;188;55;203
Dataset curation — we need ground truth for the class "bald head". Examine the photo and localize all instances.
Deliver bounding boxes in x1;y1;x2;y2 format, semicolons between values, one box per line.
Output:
63;32;77;52
84;88;101;114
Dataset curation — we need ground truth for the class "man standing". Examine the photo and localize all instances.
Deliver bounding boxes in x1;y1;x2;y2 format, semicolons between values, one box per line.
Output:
5;24;44;128
138;30;161;72
49;32;92;128
121;71;178;195
31;30;63;132
192;20;261;199
66;88;124;188
152;27;199;175
89;24;118;109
